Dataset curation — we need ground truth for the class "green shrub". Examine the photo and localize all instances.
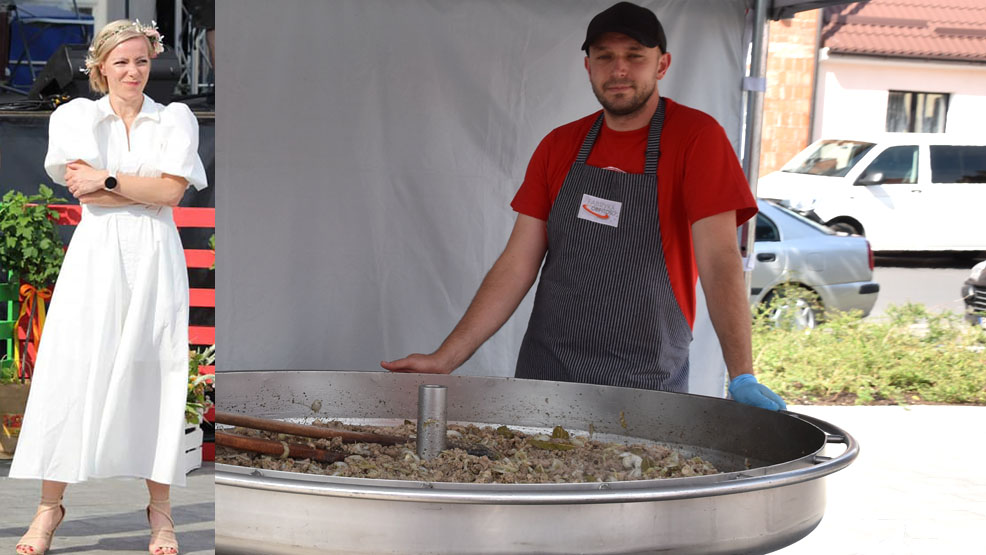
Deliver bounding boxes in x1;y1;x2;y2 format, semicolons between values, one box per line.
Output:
753;302;986;405
0;185;66;288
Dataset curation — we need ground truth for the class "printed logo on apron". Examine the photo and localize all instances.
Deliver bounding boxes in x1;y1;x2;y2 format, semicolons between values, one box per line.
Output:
577;194;622;227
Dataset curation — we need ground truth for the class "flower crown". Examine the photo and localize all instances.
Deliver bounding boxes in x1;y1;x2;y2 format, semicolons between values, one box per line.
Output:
82;20;165;75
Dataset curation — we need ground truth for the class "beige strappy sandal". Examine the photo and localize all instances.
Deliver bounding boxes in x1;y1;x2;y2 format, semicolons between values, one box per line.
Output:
146;498;179;555
15;496;65;555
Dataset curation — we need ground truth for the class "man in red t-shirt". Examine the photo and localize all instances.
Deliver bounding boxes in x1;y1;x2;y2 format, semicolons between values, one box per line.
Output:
383;1;785;411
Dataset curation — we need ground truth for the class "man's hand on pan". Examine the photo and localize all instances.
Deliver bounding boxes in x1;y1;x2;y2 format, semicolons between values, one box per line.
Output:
729;373;787;411
381;352;455;375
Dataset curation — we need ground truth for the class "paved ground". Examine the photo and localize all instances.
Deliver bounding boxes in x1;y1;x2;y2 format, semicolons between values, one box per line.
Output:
870;265;971;317
774;405;986;555
0;462;214;554
867;252;983;319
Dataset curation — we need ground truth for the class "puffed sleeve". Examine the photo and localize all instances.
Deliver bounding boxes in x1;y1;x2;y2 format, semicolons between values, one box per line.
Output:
43;98;101;186
159;102;208;190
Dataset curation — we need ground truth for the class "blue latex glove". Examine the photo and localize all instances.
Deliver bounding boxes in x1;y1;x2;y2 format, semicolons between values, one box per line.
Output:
729;373;787;411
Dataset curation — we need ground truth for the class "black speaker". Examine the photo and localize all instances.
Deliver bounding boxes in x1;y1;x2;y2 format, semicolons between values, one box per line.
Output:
28;44;179;104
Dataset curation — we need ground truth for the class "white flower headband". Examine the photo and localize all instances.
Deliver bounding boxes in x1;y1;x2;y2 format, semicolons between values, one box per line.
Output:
82;20;165;75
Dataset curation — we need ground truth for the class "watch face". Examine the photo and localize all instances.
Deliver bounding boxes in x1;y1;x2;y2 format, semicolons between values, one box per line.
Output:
105;176;118;190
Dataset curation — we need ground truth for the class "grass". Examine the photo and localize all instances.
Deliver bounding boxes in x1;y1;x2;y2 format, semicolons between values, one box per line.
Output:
753;302;986;406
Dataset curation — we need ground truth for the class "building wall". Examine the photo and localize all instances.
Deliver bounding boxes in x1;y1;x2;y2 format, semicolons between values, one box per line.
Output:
90;0;156;33
814;53;986;140
758;10;818;178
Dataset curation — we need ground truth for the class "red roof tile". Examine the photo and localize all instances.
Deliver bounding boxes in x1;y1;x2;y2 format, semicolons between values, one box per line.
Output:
821;0;986;62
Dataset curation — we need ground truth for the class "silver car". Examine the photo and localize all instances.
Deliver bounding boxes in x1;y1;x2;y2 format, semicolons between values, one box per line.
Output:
749;199;880;328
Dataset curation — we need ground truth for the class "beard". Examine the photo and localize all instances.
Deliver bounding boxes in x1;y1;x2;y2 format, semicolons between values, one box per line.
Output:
591;78;657;117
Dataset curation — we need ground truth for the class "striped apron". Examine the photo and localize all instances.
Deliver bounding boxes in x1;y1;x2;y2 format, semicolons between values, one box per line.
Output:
515;99;692;392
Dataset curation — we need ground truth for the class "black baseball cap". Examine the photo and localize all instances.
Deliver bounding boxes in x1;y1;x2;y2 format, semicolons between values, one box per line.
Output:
581;2;667;54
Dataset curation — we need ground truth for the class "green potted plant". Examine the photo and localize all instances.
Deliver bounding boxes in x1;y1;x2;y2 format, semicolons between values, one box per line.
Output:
185;345;215;473
0;185;65;456
0;185;66;377
0;185;66;289
187;344;216;425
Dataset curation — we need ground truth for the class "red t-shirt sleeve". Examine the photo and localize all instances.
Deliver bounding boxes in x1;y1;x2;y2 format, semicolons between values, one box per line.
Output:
511;133;555;221
658;105;757;328
511;114;597;221
680;120;757;226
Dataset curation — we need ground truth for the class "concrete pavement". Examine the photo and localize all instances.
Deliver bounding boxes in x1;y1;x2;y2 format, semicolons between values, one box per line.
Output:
0;462;214;554
775;405;986;555
869;265;970;318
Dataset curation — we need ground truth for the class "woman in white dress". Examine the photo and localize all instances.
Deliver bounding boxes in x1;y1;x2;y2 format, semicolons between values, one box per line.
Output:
10;19;207;555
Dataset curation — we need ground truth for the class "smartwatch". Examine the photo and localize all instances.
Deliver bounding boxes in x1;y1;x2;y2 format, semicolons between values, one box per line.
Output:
104;171;118;190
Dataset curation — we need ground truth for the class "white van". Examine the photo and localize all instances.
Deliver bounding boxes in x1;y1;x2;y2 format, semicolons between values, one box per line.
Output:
757;134;986;252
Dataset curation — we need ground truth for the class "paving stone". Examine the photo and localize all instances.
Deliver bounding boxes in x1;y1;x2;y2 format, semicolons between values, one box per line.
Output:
0;462;214;554
775;406;986;554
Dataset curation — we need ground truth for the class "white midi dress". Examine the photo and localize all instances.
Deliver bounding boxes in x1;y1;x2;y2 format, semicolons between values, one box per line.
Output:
9;94;208;486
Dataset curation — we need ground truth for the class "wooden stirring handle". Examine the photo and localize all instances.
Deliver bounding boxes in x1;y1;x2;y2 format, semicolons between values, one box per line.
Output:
215;411;405;445
216;431;346;463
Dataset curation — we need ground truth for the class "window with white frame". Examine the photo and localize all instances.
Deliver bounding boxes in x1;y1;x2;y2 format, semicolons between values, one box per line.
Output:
886;91;948;133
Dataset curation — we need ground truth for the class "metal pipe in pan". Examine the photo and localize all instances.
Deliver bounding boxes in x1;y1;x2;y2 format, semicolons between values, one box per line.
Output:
215;410;405;445
415;384;447;459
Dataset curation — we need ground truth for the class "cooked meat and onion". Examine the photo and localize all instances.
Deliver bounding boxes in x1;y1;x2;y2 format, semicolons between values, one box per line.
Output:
216;420;719;483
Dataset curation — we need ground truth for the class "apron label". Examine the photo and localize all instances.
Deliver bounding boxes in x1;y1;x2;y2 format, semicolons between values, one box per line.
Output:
578;194;621;227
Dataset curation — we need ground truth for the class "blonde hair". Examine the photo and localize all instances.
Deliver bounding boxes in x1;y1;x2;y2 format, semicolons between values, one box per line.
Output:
86;20;154;94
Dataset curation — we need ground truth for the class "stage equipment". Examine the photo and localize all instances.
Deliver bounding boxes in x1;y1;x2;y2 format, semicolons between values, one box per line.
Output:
28;44;179;104
5;3;92;89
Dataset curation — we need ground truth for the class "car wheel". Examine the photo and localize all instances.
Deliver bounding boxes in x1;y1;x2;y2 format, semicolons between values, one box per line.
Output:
827;222;863;235
761;287;822;330
828;221;861;235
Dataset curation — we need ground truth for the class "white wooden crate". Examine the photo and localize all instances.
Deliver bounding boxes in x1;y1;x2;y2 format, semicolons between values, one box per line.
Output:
184;425;203;474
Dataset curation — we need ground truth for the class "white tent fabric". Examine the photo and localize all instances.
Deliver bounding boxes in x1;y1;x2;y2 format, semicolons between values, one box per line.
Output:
216;0;750;397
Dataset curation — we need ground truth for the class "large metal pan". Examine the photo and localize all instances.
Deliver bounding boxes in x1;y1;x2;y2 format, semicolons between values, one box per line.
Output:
215;371;857;554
